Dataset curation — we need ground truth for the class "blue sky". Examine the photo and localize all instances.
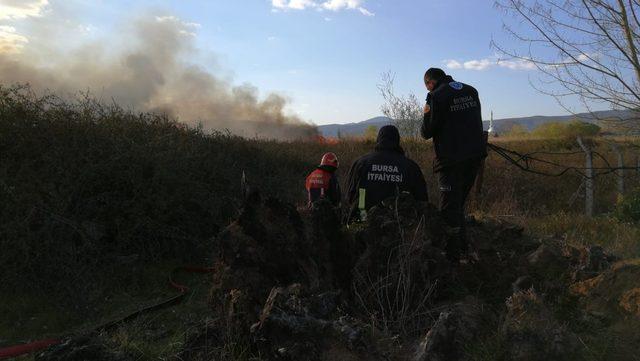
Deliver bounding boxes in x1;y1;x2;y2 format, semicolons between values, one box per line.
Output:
0;0;598;125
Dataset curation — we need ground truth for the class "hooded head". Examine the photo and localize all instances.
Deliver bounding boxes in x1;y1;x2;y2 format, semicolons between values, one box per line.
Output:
375;125;404;154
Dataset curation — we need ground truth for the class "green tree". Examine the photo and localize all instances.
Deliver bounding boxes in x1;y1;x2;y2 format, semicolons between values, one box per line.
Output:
565;120;601;138
504;123;529;138
531;122;566;138
364;125;379;140
531;120;600;139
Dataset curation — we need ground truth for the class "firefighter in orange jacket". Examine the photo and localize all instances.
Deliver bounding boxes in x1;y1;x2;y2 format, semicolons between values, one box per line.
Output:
305;152;341;207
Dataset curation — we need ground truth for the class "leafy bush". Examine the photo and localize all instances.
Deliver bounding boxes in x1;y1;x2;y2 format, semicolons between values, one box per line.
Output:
363;125;379;140
531;120;600;139
0;85;313;303
614;187;640;223
503;123;529;138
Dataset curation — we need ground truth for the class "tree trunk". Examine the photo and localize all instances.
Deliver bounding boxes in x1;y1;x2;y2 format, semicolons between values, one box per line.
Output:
617;0;640;83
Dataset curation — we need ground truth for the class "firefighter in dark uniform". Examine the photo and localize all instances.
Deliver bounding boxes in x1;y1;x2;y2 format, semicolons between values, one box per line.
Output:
346;125;428;221
421;68;487;262
306;152;341;207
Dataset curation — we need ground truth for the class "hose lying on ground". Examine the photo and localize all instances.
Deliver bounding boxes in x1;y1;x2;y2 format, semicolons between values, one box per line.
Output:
0;266;215;360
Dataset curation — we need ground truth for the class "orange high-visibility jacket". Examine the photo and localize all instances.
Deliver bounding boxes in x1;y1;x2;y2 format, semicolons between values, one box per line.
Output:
305;168;341;206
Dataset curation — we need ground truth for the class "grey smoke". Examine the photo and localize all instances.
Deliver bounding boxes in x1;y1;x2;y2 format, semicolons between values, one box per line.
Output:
0;14;318;140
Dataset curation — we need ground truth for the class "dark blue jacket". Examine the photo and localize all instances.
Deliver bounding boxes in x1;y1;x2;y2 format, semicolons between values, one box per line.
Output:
347;126;428;212
422;76;487;172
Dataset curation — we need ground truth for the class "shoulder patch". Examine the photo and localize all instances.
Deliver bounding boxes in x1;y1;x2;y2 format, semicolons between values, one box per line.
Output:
449;81;463;90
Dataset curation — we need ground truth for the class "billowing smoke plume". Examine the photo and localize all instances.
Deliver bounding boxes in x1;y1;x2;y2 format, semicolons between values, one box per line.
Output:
0;15;318;140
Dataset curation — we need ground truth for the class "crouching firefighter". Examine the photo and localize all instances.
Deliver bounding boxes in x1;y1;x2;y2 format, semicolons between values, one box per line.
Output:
346;125;428;222
421;68;487;262
305;152;341;207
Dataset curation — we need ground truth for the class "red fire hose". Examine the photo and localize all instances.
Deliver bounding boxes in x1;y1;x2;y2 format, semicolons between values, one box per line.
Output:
0;266;215;360
0;339;61;359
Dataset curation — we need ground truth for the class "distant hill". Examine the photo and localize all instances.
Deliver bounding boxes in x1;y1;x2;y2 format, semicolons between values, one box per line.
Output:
318;110;636;137
319;116;392;137
486;110;637;134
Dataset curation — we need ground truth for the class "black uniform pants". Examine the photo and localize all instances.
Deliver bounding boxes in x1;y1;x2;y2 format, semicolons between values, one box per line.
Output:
437;158;482;260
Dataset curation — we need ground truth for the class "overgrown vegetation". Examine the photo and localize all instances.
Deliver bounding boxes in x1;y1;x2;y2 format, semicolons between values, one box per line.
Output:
526;212;640;259
363;124;379;140
614;187;640;224
0;85;311;307
502;120;601;139
2;85;640;359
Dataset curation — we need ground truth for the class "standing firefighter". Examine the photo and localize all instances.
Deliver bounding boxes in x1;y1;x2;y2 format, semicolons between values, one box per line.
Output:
421;67;487;262
346;125;428;221
306;152;341;207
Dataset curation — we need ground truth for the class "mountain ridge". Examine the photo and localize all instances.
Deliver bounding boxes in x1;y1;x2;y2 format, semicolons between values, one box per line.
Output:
318;110;636;137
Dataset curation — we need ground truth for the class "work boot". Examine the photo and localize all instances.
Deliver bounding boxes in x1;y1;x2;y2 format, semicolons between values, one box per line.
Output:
443;225;464;262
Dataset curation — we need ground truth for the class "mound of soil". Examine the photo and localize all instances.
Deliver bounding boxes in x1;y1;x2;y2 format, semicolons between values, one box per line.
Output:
199;194;556;360
37;194;640;361
571;259;640;319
